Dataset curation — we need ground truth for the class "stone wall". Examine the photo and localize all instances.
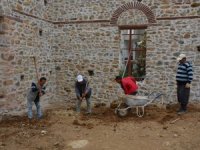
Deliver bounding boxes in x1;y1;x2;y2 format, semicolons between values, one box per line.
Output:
0;0;200;116
1;0;53;20
145;18;200;102
0;1;57;116
53;23;120;103
50;0;200;21
0;0;10;16
117;9;148;25
51;0;200;103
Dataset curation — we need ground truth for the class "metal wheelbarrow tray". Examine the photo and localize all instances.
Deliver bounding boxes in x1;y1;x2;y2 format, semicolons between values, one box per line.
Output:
115;92;163;117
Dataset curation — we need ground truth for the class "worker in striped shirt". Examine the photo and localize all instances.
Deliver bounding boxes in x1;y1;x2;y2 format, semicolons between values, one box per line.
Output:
176;54;193;114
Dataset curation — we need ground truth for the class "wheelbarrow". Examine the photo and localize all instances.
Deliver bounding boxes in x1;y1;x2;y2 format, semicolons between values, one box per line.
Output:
115;91;164;117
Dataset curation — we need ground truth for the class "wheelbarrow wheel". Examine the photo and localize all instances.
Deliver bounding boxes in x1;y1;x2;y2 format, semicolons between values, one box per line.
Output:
116;109;128;117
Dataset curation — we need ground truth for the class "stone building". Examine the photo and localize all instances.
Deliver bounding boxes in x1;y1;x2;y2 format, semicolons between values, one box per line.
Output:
0;0;200;116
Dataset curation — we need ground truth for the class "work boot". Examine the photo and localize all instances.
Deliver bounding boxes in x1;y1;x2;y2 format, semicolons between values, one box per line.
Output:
27;118;33;125
74;111;81;118
85;111;91;115
37;116;43;120
177;109;187;115
176;108;182;113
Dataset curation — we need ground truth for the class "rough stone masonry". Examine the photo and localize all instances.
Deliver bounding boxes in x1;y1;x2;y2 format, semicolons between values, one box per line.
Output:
0;0;200;116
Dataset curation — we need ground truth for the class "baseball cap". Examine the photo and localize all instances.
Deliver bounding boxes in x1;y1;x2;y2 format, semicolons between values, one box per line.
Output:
177;54;186;62
77;75;83;82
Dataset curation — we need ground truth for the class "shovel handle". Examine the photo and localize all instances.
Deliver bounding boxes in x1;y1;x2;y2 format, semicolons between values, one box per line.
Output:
31;56;42;96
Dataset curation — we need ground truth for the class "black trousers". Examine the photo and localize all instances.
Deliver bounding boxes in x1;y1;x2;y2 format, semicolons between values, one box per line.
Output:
177;84;190;110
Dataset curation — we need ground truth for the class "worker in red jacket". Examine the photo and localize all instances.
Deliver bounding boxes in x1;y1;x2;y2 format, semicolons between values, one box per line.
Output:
115;76;138;95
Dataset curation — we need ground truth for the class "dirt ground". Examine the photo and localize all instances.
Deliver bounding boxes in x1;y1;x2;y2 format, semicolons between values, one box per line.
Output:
1;102;200;150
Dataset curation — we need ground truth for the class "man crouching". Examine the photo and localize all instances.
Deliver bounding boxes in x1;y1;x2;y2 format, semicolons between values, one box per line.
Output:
75;75;92;114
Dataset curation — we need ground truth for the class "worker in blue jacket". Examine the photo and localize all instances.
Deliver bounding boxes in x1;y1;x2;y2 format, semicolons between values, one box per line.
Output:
27;77;47;119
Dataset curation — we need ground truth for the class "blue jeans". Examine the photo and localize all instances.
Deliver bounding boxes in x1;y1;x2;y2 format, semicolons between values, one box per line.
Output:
27;97;42;119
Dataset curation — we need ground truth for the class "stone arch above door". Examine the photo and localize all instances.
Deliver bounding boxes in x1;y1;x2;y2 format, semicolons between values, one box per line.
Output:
110;1;156;25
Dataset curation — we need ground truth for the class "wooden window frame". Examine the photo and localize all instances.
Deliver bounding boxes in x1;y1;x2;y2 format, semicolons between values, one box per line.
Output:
119;25;147;81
